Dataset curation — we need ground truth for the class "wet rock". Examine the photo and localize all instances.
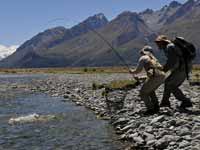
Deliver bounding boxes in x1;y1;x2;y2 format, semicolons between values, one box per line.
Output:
158;130;169;137
139;123;146;131
52;93;59;97
156;135;177;149
155;138;169;149
146;140;156;147
150;115;165;124
75;102;82;106
8;113;57;124
112;118;129;126
128;132;139;139
74;88;81;93
182;135;192;141
193;125;200;131
142;132;155;141
192;145;200;150
176;119;187;126
132;136;144;145
121;123;134;132
178;140;190;148
167;119;176;126
193;134;200;140
192;131;200;137
63;94;70;99
145;126;153;133
169;141;176;146
178;127;190;136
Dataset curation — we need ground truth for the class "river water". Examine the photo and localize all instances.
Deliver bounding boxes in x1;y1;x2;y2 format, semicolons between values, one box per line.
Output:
0;74;124;150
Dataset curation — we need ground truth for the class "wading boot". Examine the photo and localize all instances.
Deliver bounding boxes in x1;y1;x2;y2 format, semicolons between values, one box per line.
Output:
143;108;159;116
180;99;193;109
160;100;171;108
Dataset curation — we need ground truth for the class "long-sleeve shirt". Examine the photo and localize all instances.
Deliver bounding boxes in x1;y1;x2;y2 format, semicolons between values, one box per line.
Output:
163;43;183;72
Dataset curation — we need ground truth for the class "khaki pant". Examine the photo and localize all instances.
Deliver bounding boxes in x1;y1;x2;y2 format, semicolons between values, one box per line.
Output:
140;70;165;110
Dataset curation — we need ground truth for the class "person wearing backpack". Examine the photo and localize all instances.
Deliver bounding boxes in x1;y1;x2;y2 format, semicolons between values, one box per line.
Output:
155;35;194;109
130;46;165;115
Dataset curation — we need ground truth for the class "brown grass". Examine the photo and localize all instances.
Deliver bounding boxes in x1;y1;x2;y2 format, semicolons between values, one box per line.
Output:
0;67;132;74
92;79;137;91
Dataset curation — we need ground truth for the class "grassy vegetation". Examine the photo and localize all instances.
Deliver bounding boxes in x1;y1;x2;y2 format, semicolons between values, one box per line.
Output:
191;65;200;81
92;79;138;91
0;67;131;74
0;65;199;83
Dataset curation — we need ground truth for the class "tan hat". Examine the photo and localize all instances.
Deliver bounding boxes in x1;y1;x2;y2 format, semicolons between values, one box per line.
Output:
155;35;170;42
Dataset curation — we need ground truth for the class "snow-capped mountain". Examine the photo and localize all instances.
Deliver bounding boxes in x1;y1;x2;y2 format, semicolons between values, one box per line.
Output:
0;45;19;60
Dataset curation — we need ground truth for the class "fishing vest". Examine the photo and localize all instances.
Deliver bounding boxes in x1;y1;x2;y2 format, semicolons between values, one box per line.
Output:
143;52;163;77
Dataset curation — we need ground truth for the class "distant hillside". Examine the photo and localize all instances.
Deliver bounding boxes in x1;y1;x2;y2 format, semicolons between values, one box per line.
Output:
161;0;200;63
1;0;200;68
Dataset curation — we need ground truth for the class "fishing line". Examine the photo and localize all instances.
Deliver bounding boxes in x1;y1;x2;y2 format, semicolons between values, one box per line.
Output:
46;17;133;71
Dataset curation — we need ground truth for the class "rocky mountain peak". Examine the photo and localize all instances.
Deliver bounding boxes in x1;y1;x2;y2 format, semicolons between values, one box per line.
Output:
94;13;106;20
186;0;196;5
17;26;67;51
116;11;144;23
165;0;197;24
117;11;136;17
43;26;67;35
140;9;154;15
160;5;168;11
182;0;196;8
169;1;182;8
82;13;108;29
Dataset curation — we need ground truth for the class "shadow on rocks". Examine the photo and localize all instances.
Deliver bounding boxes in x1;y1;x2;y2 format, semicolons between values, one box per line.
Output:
177;108;200;115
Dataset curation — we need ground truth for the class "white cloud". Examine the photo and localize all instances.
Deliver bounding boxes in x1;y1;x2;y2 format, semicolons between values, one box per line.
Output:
0;44;19;60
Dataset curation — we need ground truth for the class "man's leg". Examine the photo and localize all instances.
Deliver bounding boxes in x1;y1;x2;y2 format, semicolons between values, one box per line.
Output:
173;87;192;108
140;94;153;110
160;74;173;107
150;92;159;111
160;83;172;107
161;70;192;108
140;75;164;113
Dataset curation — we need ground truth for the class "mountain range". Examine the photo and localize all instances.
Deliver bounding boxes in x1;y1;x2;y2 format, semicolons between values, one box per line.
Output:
1;0;200;68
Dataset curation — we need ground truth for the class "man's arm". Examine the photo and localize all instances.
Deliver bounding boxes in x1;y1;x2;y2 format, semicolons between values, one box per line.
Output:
130;56;146;74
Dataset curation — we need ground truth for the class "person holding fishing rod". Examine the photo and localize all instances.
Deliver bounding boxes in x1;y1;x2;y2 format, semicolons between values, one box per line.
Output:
84;25;165;115
130;46;165;115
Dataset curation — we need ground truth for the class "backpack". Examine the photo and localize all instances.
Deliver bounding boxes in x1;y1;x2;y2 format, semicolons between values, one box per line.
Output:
173;37;196;61
173;37;196;79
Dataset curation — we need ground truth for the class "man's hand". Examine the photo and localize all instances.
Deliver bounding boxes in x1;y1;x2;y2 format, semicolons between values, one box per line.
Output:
133;75;140;81
129;69;135;74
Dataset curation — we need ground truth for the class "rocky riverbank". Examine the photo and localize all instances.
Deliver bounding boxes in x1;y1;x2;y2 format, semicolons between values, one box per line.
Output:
9;73;200;150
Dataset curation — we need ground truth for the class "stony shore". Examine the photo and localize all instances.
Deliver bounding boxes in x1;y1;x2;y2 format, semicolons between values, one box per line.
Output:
7;73;200;150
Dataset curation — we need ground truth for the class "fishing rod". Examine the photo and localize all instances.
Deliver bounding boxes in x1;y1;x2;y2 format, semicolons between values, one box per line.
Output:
46;18;130;69
87;27;144;84
87;27;132;72
46;18;134;72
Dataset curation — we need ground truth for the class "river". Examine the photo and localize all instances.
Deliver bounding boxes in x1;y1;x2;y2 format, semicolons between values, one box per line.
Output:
0;74;125;150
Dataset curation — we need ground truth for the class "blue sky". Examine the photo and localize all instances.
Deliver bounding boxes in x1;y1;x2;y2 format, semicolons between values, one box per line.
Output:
0;0;187;46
